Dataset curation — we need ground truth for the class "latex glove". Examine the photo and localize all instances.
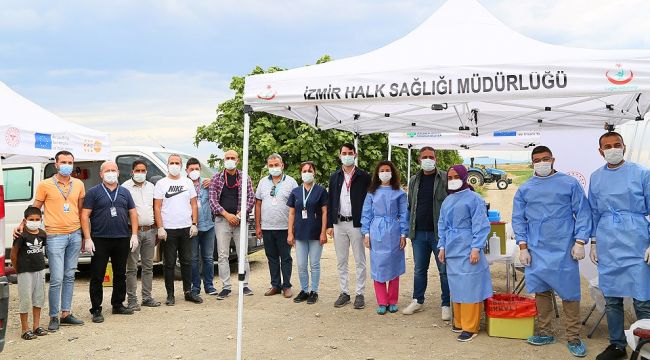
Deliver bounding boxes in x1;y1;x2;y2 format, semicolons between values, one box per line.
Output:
157;227;167;241
189;224;199;237
130;235;139;253
644;247;650;265
519;248;531;266
83;238;95;256
590;243;598;265
571;242;585;260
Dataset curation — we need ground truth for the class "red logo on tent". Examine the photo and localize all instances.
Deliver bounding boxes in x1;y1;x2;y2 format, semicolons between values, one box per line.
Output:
605;64;634;85
566;170;587;188
257;85;277;101
4;127;20;147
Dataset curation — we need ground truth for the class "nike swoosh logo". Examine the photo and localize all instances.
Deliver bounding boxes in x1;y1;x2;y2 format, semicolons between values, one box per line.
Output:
165;189;187;198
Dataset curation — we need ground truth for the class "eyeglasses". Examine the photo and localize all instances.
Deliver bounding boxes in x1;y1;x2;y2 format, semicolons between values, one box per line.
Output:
532;156;552;164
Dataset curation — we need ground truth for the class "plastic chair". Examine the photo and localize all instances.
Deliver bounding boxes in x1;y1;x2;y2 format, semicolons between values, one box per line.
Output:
630;327;650;360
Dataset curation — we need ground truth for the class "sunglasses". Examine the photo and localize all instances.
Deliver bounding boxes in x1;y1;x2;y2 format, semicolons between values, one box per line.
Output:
270;186;277;197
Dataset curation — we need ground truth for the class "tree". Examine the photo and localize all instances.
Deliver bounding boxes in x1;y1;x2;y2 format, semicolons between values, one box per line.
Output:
195;56;463;186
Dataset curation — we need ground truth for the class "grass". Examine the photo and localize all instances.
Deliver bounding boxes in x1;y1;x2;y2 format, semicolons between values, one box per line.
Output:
509;169;533;186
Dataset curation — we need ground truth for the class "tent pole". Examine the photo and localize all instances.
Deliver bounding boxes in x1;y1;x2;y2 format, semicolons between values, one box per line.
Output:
354;135;359;166
236;107;252;360
388;144;392;160
407;146;412;192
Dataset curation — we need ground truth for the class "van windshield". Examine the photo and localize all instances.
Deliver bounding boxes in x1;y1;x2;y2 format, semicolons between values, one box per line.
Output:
154;152;214;179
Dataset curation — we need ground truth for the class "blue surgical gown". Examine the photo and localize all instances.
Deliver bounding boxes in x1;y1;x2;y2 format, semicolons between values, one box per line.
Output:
437;189;493;303
588;162;650;300
512;172;592;301
361;186;409;282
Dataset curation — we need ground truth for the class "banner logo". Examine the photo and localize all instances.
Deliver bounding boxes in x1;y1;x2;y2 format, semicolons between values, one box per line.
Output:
566;170;587;188
83;139;102;153
605;64;633;85
5;127;20;147
257;85;277;101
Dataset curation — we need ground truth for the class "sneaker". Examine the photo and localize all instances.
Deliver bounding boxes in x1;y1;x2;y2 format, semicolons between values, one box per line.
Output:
127;302;141;311
353;294;365;309
60;314;84;326
306;292;318;304
141;298;161;307
334;293;351;308
216;289;232;300
402;299;423;315
206;289;219;296
595;344;627;360
243;287;254;296
457;331;477;342
388;304;398;313
441;306;452;321
185;291;204;304
293;290;310;303
451;325;463;333
527;335;557;346
166;294;176;306
91;310;104;323
112;305;134;315
47;317;59;332
568;340;587;358
376;305;387;315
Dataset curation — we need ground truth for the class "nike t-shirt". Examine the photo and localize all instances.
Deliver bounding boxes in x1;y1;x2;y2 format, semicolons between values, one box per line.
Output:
154;176;197;229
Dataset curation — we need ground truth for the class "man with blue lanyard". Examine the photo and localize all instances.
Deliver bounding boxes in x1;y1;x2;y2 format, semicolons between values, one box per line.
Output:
81;161;139;323
512;145;592;358
186;158;218;296
255;153;298;298
589;132;650;360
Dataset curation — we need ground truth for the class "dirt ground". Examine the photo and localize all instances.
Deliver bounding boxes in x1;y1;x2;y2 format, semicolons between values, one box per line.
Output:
3;185;612;359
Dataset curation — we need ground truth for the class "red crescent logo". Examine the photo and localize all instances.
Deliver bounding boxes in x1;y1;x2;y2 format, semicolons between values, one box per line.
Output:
605;66;634;85
257;85;277;101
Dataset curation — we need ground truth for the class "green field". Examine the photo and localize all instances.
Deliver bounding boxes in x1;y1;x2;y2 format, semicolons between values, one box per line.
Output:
508;169;533;186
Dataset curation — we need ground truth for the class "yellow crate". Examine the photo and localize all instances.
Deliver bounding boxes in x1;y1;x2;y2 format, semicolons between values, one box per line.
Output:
487;316;535;339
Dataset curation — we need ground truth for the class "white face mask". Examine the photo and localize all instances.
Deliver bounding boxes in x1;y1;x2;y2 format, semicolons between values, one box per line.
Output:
268;167;283;177
188;170;201;181
448;179;464;191
603;148;624;165
26;220;41;231
103;171;118;184
168;164;181;177
132;173;147;183
421;158;436;172
341;155;355;167
534;161;553;177
301;172;314;184
224;159;237;170
378;172;392;183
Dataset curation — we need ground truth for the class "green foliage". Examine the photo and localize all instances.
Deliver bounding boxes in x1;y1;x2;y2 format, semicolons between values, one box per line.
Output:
195;57;463;186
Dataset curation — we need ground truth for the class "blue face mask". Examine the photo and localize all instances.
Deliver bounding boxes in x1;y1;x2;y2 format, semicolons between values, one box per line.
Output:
59;164;73;176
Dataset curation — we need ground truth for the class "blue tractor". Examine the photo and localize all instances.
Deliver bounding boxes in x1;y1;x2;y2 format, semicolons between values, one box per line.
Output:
466;157;512;190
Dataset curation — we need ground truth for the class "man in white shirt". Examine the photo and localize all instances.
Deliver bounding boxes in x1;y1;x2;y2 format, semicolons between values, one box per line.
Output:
154;154;202;305
122;160;161;310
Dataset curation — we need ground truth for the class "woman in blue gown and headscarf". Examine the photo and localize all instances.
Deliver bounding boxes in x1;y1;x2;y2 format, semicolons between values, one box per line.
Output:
437;165;492;342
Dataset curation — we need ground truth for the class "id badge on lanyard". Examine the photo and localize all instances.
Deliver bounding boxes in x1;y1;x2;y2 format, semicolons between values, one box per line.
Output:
54;177;73;213
301;209;308;219
102;184;119;218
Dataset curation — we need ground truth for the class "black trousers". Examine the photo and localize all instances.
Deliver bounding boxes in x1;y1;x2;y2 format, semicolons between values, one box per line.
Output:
162;228;192;295
90;237;129;312
262;230;292;290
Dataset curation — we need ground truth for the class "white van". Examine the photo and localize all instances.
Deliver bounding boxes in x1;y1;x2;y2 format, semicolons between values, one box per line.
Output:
2;146;261;265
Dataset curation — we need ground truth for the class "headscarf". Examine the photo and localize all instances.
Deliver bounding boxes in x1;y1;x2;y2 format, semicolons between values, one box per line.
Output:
447;164;474;194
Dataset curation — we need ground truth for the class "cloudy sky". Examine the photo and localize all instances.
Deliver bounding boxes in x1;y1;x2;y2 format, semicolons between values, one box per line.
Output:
2;0;649;162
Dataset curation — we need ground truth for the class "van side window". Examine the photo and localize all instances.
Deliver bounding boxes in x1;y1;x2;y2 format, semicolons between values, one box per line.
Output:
116;155;165;184
2;167;34;202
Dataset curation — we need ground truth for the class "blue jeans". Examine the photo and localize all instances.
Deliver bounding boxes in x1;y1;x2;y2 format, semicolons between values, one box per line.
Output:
605;296;650;348
295;240;323;293
412;230;450;306
191;227;217;294
46;230;82;317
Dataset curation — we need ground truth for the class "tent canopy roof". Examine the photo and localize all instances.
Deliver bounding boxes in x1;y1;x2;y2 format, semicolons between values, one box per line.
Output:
244;0;650;136
0;81;111;163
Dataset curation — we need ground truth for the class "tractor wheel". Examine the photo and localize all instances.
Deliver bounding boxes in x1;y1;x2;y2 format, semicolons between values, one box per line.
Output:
497;179;509;190
467;172;484;187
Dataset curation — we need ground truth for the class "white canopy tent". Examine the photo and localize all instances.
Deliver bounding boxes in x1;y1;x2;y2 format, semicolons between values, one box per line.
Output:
235;0;650;358
387;130;541;181
0;81;111;163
